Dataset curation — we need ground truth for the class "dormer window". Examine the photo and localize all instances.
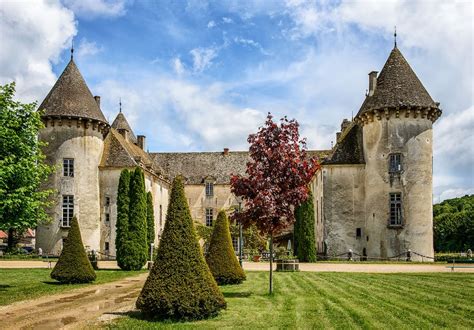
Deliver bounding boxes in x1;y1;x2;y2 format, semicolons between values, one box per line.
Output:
63;158;74;177
205;181;214;197
389;154;402;173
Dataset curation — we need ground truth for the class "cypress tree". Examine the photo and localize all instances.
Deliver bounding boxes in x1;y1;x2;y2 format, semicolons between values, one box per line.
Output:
294;189;317;262
206;210;246;285
146;191;155;255
116;169;131;270
51;216;96;283
136;176;226;320
126;167;148;270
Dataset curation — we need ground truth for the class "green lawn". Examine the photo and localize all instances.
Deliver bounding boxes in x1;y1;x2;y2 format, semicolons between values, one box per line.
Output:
109;271;474;329
0;268;145;306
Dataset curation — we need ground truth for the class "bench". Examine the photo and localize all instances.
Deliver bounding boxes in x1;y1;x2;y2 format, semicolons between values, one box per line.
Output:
447;260;474;271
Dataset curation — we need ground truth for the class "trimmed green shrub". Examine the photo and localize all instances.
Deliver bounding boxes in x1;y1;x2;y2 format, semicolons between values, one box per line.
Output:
294;189;317;262
136;176;226;320
51;216;96;283
206;210;246;285
123;167;148;270
146;191;155;253
116;169;131;270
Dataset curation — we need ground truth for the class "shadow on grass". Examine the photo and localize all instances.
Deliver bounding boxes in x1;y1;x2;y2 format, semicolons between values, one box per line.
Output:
42;281;65;285
107;309;221;324
0;284;12;291
223;291;252;298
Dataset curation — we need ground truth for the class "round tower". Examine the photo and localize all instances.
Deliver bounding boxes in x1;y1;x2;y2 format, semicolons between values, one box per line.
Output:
354;46;442;261
36;57;109;255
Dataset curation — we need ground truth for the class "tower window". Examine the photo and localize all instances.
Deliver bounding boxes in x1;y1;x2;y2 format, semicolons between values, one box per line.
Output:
63;158;74;177
356;228;362;238
105;213;110;222
62;195;74;227
159;205;163;227
389;154;403;173
205;208;213;227
389;193;403;226
105;242;110;251
205;182;214;197
105;196;110;207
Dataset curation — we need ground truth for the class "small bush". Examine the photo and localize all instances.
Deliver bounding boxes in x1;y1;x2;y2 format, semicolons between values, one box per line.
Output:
206;210;246;285
50;216;96;283
294;189;317;262
136;176;226;320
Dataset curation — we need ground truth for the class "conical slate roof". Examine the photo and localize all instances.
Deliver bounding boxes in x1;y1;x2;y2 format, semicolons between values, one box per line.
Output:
358;47;438;115
38;59;108;124
111;112;137;143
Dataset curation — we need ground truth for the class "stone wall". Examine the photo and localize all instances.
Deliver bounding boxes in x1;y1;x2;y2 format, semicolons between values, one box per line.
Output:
363;113;434;261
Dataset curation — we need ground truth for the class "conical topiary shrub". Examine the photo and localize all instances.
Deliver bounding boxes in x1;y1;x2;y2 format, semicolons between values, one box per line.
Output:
51;216;96;283
136;176;226;320
206;210;246;285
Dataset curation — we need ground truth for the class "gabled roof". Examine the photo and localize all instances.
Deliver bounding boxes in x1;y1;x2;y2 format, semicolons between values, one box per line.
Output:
323;123;365;165
100;128;164;176
111;112;137;144
358;47;438;116
151;150;330;185
38;59;108;124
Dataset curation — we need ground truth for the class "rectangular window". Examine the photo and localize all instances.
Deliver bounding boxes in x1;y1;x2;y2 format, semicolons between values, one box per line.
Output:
205;182;214;197
356;228;362;238
105;213;110;222
206;208;213;227
389;154;402;173
389;193;403;226
105;242;110;251
63;158;74;177
105;196;110;207
159;205;163;227
232;237;239;254
62;195;74;227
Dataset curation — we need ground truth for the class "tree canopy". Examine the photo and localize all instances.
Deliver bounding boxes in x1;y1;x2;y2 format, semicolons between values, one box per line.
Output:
116;169;131;269
433;195;474;252
0;82;54;231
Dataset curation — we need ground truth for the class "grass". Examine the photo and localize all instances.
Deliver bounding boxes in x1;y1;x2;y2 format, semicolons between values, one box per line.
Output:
108;271;474;329
0;268;145;306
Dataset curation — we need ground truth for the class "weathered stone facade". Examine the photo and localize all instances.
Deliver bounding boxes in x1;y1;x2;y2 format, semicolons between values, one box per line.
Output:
36;45;440;261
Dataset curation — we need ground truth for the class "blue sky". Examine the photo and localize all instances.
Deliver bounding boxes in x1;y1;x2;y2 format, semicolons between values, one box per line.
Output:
0;0;472;202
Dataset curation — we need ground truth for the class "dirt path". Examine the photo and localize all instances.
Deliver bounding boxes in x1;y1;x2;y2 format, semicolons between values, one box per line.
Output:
0;273;148;330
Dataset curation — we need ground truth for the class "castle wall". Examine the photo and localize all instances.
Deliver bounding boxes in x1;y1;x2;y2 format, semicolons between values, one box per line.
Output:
37;122;104;255
321;165;366;257
99;167;169;259
363;112;434;261
185;184;236;225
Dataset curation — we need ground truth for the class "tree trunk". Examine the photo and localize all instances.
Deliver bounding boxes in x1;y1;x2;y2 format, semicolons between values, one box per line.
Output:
7;228;18;251
269;233;273;295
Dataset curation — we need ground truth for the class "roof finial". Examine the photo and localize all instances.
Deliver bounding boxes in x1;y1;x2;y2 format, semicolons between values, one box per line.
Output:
71;39;74;60
119;98;122;113
394;26;397;48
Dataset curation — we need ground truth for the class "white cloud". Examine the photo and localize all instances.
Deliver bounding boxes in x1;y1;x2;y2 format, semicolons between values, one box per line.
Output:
62;0;128;18
222;17;233;23
190;47;218;73
207;20;216;28
76;38;103;57
171;57;186;76
234;37;271;56
0;0;76;103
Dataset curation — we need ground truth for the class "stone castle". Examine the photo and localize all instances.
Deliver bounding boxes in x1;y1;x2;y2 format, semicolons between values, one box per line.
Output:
36;43;442;261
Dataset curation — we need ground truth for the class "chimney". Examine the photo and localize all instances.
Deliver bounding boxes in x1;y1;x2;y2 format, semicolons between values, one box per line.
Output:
118;128;128;141
341;118;350;132
368;71;378;96
137;135;146;150
223;148;229;155
94;95;101;107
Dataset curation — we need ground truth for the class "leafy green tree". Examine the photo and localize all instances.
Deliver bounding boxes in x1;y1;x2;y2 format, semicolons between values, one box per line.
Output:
0;83;54;249
136;176;226;320
146;191;155;255
206;210;245;284
51;216;96;283
116;169;131;269
294;189;317;262
124;167;148;270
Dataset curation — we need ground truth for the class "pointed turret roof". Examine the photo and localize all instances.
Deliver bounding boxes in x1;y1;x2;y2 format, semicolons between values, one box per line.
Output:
111;112;137;143
38;59;108;124
358;47;438;116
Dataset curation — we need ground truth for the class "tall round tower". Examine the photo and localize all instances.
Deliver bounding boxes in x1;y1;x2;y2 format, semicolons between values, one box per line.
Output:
354;46;442;261
36;57;109;255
